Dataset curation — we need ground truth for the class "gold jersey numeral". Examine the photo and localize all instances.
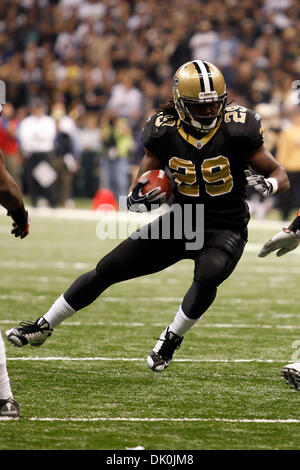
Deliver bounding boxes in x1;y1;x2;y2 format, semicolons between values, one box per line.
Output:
155;114;176;127
169;156;233;197
169;157;199;196
224;106;247;124
201;156;233;196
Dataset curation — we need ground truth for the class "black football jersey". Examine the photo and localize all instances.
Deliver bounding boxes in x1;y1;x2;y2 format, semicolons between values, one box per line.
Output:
142;105;264;233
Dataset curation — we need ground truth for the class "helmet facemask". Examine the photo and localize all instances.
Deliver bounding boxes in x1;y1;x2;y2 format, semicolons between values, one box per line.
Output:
174;89;227;133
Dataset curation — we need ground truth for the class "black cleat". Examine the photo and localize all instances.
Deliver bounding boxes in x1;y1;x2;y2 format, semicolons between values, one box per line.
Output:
5;317;53;348
0;398;20;419
282;363;300;391
147;327;183;372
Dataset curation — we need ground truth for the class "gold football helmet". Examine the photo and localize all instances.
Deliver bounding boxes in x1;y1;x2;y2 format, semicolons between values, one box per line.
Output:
172;60;227;133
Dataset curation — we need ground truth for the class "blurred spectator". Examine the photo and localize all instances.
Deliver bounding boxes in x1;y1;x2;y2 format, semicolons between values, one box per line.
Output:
18;99;57;207
188;20;219;63
106;70;144;129
0;102;23;190
78;112;101;198
276;108;300;220
100;113;135;206
215;28;239;81
51;102;81;159
51;103;79;207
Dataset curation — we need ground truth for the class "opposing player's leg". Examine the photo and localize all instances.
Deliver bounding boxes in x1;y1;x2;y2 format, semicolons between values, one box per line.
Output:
6;214;186;348
0;331;19;419
147;229;246;371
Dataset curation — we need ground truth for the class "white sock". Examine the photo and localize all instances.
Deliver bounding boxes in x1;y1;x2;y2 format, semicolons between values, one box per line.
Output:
0;332;13;400
168;305;198;337
43;294;76;329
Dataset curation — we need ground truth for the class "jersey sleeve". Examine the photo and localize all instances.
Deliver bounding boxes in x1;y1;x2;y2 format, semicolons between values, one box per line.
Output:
244;109;264;152
141;113;172;162
224;106;264;156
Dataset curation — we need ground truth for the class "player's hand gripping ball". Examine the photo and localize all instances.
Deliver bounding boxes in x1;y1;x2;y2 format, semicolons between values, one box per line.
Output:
127;170;172;212
139;170;172;200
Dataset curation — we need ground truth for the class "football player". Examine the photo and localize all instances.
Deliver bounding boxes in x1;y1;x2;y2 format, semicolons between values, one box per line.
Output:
258;210;300;390
6;61;289;373
0;104;30;418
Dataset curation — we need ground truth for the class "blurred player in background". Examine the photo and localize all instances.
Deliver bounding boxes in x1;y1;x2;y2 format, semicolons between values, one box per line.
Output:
258;209;300;391
6;61;289;373
0;104;30;418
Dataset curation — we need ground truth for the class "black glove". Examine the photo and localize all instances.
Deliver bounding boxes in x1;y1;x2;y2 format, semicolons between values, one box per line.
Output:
244;170;277;197
127;177;162;212
8;204;30;239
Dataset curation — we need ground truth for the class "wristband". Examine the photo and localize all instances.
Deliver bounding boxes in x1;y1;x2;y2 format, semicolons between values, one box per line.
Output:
266;177;278;195
288;212;300;233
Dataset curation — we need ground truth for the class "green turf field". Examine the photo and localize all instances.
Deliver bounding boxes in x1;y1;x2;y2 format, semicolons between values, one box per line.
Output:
1;209;300;450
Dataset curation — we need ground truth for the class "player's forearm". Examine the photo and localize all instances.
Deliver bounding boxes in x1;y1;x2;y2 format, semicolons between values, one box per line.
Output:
0;170;24;211
129;151;163;191
266;165;290;194
247;145;290;195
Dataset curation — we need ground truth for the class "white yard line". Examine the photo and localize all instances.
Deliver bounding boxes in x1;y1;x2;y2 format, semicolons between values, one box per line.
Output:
1;248;300;273
0;295;47;301
1;320;299;329
0;296;295;305
6;357;284;363
0;261;91;269
26;417;300;424
0;206;287;226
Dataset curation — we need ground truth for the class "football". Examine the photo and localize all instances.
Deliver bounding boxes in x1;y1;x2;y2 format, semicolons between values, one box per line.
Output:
138;169;173;202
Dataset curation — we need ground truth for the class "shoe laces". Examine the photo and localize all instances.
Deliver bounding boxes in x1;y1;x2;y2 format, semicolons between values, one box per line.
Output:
157;330;183;359
18;320;41;333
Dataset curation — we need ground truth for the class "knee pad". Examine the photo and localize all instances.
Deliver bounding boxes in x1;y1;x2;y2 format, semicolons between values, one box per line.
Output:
194;250;228;287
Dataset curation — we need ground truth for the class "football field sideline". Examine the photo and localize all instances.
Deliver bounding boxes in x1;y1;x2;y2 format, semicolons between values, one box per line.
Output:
0;205;291;227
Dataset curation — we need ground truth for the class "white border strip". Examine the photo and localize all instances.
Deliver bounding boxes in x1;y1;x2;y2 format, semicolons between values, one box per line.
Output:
26;417;300;423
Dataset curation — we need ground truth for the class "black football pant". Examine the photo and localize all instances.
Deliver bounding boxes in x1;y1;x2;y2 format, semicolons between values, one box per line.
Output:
64;213;246;320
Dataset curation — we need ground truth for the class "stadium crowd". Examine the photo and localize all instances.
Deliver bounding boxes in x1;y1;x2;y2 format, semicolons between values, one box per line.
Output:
0;0;300;215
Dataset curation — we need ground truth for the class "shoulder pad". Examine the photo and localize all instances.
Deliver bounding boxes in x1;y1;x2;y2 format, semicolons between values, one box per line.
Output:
153;112;177;129
142;112;176;155
223;105;264;150
143;112;176;136
223;105;262;134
